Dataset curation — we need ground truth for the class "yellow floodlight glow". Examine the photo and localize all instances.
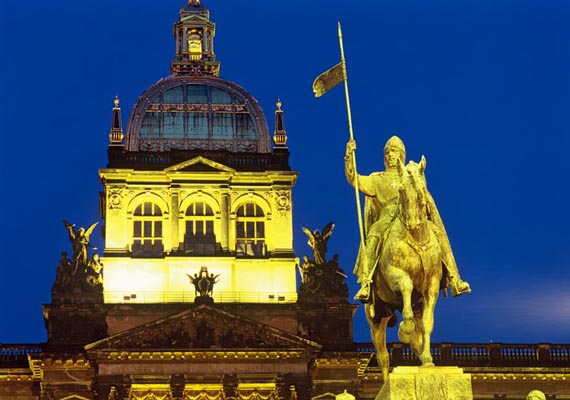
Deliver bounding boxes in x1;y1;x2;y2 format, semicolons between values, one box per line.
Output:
102;257;298;304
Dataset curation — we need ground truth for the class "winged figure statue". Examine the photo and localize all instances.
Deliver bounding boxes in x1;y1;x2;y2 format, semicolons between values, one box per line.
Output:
63;220;99;265
301;222;335;265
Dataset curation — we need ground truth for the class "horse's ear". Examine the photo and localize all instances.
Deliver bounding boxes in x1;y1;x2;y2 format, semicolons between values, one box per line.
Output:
420;155;427;173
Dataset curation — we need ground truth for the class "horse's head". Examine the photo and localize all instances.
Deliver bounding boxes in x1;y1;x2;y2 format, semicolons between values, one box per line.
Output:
397;156;428;232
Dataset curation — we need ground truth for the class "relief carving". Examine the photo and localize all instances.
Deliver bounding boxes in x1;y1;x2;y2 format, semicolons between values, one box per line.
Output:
130;388;172;400
95;307;308;351
275;191;291;216
108;188;124;210
184;388;224;400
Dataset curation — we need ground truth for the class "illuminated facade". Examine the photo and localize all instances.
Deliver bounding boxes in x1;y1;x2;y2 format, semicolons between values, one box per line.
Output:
99;0;297;305
1;2;569;400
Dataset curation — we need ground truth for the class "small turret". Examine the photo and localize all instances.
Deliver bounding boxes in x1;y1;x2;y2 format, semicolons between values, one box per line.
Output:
108;96;124;146
171;0;220;76
273;99;288;149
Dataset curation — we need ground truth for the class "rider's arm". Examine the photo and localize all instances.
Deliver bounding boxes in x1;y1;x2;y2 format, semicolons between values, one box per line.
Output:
344;140;375;196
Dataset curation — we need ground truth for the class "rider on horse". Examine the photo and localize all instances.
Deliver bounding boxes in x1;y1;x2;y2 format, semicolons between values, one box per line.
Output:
344;135;471;303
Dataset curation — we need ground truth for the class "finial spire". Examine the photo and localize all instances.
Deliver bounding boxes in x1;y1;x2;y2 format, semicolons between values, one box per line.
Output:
273;98;288;149
109;95;124;146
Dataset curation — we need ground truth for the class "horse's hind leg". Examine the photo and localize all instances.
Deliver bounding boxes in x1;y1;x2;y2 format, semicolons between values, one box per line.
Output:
365;304;391;382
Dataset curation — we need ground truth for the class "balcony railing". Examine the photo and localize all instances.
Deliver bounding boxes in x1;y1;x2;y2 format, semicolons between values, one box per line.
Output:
0;344;44;368
103;291;297;304
1;343;569;369
356;342;570;367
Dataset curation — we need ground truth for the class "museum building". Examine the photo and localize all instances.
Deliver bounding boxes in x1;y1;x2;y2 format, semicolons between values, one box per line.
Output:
1;1;569;399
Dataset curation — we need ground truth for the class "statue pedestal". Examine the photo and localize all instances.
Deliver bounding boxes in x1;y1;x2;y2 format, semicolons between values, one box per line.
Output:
375;366;473;400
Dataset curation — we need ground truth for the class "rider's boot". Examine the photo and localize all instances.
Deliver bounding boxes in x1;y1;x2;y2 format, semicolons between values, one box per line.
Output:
449;276;471;297
354;280;371;303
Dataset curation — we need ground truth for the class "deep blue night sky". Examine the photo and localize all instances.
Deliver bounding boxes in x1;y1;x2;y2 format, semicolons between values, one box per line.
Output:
1;0;569;345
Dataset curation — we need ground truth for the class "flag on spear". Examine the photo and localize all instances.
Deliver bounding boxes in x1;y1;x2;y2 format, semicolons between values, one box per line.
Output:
312;62;345;98
312;22;366;244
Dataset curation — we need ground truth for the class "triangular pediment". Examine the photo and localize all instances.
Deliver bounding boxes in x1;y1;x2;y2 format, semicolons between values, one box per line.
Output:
181;14;209;23
165;156;236;173
85;305;321;351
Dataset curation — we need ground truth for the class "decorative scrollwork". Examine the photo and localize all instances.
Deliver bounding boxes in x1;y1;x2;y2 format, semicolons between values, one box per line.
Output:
184;389;224;400
237;389;278;400
130;389;172;400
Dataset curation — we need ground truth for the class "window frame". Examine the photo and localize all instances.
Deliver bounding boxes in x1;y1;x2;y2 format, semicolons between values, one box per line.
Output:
235;202;266;257
132;201;164;257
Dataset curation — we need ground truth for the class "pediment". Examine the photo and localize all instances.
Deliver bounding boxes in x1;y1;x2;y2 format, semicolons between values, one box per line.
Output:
165;156;235;173
181;14;210;23
85;305;321;352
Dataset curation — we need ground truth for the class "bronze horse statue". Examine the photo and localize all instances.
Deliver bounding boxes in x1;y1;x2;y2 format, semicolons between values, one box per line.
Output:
364;156;446;380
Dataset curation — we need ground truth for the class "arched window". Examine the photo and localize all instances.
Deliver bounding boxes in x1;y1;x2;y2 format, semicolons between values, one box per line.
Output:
235;203;265;257
183;201;217;255
132;202;164;257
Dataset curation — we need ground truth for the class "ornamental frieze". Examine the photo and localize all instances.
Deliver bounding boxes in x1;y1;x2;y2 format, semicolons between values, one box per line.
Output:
237;387;278;400
130;387;172;400
146;103;246;113
183;387;224;400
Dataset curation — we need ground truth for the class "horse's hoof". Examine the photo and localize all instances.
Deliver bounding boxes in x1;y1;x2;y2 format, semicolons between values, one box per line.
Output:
397;320;415;343
398;330;411;344
421;362;435;368
399;319;415;335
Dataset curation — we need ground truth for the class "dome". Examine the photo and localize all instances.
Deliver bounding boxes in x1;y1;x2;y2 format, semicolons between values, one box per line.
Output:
125;75;270;153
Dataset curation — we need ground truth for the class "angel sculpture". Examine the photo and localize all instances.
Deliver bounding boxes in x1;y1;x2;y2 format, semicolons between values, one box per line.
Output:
63;220;99;265
301;222;335;265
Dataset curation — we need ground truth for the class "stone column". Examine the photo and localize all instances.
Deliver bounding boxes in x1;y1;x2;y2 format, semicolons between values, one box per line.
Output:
171;191;180;251
220;191;229;251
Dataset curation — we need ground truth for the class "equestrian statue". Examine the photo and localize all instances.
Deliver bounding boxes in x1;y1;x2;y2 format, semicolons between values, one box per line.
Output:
345;136;471;380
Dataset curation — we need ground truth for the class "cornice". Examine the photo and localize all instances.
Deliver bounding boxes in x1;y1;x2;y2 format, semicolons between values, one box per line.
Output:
94;350;309;362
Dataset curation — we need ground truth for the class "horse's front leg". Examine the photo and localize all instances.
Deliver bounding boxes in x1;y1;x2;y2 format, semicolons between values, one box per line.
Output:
419;280;440;366
385;268;415;342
